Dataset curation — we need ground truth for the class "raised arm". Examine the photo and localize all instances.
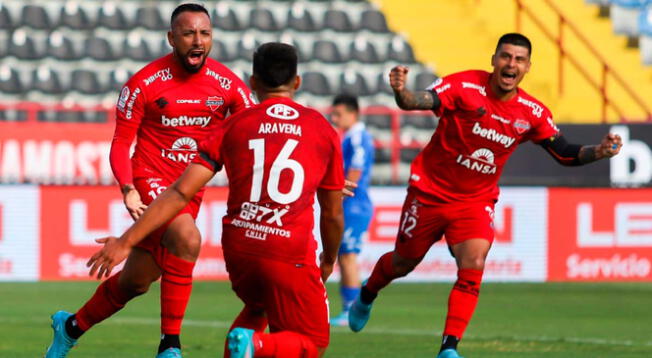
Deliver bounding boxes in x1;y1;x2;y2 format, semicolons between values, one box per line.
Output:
390;65;441;111
539;133;622;166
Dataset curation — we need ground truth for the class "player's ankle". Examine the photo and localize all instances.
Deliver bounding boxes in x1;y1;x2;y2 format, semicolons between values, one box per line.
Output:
439;335;460;352
64;314;85;340
158;334;181;353
359;286;377;305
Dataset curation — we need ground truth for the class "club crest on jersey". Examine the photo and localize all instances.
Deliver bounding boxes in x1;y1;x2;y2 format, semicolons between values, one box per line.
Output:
513;119;531;135
266;104;299;120
206;96;224;111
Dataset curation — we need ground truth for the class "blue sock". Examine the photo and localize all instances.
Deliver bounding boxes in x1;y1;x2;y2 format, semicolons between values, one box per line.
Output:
340;286;361;312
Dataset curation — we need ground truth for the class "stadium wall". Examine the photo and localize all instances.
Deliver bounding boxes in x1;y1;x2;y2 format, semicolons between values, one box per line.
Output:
0;186;651;282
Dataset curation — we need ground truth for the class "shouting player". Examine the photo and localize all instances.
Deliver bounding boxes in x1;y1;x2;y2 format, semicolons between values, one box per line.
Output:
84;42;344;358
329;94;375;327
45;4;253;358
348;33;622;358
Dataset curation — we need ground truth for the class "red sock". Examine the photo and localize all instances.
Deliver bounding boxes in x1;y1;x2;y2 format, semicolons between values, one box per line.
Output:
365;252;398;294
224;306;268;358
75;272;132;331
160;253;195;335
443;268;484;338
253;331;319;358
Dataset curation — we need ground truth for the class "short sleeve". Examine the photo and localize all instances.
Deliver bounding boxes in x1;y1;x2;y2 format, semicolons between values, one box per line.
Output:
193;128;225;172
527;107;560;143
319;130;345;190
426;74;461;117
228;76;256;114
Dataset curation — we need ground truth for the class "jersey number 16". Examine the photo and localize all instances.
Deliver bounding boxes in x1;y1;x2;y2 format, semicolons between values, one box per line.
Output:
248;138;305;205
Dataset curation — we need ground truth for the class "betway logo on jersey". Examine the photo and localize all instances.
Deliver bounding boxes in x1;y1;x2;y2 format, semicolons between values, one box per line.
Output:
143;68;173;86
517;96;543;118
161;115;211;127
462;82;486;96
205;68;232;89
472;122;516;148
456;148;497;175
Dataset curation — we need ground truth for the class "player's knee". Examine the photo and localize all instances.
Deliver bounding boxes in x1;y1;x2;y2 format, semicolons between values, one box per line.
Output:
460;256;486;271
164;225;201;260
118;276;154;297
392;256;418;277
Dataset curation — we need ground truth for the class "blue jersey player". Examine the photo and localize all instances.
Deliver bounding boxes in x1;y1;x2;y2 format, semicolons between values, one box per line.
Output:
329;94;374;326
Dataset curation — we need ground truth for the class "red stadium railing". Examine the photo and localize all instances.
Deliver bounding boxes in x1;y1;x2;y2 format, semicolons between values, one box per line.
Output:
515;0;652;123
0;102;435;185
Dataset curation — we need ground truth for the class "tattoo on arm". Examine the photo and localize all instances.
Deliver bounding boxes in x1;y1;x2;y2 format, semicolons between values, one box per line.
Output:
578;145;598;164
395;90;436;110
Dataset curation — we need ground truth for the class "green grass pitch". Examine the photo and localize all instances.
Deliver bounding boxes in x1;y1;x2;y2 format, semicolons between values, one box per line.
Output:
2;281;651;357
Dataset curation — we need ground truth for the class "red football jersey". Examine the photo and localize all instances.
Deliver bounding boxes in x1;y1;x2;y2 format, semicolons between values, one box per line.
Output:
194;97;345;264
410;70;559;204
110;54;254;186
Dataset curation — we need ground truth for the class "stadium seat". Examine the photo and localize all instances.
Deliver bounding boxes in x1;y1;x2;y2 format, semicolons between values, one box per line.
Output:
338;70;372;96
59;1;93;30
301;72;332;96
84;37;118;61
236;34;260;61
287;4;317;32
349;37;381;63
47;31;81;61
413;70;438;91
249;8;279;31
374;147;392;164
21;4;53;30
32;66;64;95
136;6;167;31
212;4;242;31
323;9;354;32
123;32;154;62
109;69;132;92
610;0;646;36
0;4;15;30
400;148;421;163
375;72;394;95
312;40;345;63
0;109;27;122
70;70;104;95
98;2;130;30
212;38;235;62
359;9;390;33
0;66;23;94
387;36;417;63
155;38;172;59
364;113;393;142
8;30;42;60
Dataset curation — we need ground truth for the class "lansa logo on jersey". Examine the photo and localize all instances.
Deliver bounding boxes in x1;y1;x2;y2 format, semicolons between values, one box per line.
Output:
161;115;211;127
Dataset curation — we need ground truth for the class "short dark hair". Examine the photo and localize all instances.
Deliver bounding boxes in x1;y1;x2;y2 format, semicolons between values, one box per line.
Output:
496;33;532;56
171;3;210;26
332;93;359;113
252;42;298;88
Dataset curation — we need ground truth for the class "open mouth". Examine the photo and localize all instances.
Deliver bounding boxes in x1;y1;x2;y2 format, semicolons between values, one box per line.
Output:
500;71;517;86
187;49;205;66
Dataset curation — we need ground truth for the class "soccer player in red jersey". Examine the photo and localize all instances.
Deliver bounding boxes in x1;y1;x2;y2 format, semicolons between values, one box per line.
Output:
84;42;345;358
45;4;253;358
348;33;623;358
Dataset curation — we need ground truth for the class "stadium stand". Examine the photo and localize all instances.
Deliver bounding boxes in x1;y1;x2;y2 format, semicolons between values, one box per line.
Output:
0;0;437;184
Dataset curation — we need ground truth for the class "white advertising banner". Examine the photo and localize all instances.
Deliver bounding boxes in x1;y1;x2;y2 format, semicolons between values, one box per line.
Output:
348;187;548;282
0;185;39;281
